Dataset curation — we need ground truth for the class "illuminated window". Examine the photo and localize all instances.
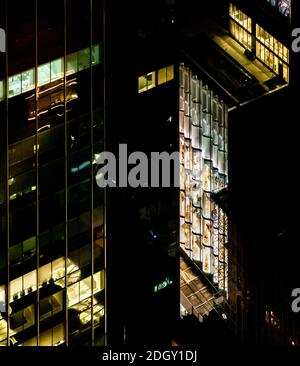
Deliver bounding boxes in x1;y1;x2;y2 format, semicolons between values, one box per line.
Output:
93;270;105;293
68;281;80;306
8;74;21;97
229;3;252;32
158;65;174;85
53;323;65;345
138;71;156;93
78;47;90;71
51;58;64;81
67;52;78;75
38;63;50;86
158;67;167;85
40;328;52;346
92;44;101;65
167;64;174;81
179;64;228;292
23;270;36;293
229;19;252;50
0;80;4;101
256;24;289;81
22;69;35;93
10;270;37;302
0;44;101;103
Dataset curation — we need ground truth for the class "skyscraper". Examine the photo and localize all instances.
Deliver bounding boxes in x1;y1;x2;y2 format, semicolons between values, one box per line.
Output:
0;0;105;346
1;0;298;348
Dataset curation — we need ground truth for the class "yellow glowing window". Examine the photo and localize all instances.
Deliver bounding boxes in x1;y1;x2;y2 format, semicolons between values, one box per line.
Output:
256;25;289;64
167;65;174;81
138;71;156;93
138;75;147;93
158;68;167;85
229;20;252;50
229;3;251;32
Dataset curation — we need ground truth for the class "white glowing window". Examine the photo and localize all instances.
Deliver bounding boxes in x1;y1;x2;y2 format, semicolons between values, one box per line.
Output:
93;270;105;294
0;80;4;101
191;125;200;149
22;69;35;93
78;47;90;71
8;74;21;97
66;52;78;75
193;150;201;181
38;63;50;86
180;217;185;244
192;207;201;234
51;58;64;81
192;181;201;207
92;44;101;65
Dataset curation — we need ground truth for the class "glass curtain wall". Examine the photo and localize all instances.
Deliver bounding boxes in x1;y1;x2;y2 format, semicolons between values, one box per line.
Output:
229;2;289;82
0;0;104;346
179;64;229;293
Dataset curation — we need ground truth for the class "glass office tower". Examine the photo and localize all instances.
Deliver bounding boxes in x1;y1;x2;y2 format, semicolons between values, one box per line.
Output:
0;0;105;346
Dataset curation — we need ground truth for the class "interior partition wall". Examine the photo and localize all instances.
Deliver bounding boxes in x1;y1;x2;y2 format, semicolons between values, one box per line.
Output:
179;63;229;295
0;0;105;346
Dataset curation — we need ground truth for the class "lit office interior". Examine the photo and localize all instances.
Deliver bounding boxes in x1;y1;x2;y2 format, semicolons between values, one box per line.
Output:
229;3;289;82
179;64;229;294
138;64;174;93
0;0;105;346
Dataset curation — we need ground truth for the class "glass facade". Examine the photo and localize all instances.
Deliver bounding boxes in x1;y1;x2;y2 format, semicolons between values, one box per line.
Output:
179;64;228;293
0;0;105;346
256;25;289;82
229;3;289;82
229;4;252;51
